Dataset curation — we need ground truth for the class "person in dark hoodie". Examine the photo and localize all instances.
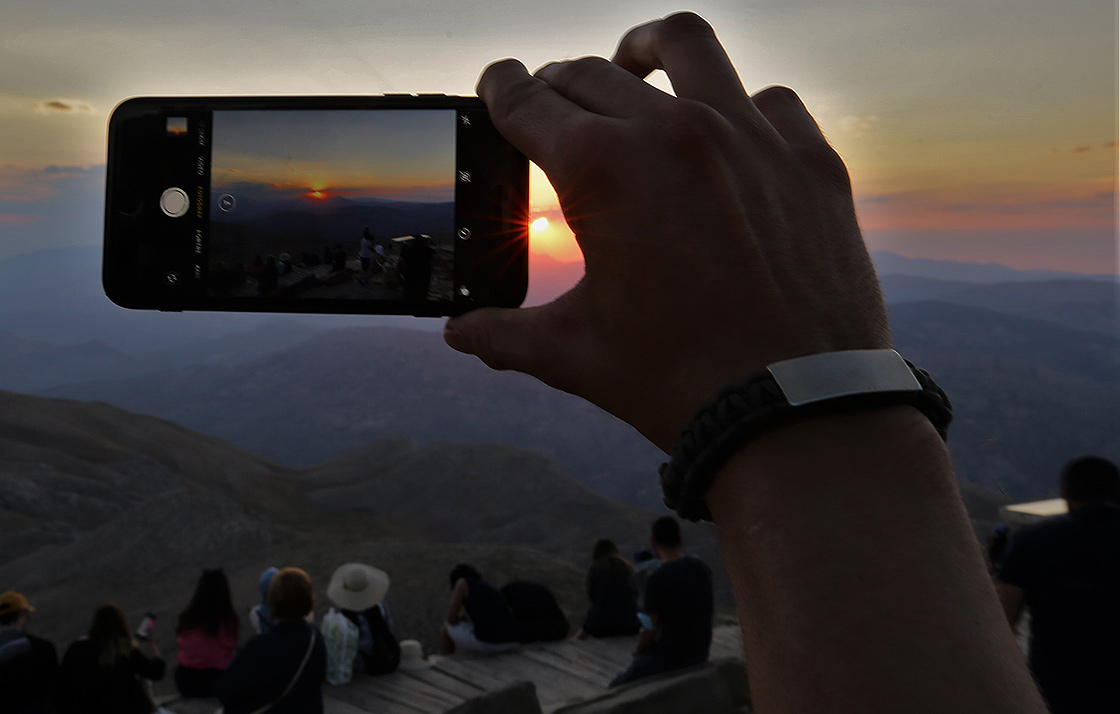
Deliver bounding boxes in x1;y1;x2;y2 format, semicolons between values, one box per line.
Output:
0;591;58;714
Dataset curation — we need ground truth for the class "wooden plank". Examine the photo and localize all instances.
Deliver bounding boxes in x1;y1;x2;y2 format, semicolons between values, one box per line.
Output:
397;667;487;700
480;653;603;706
349;673;465;711
431;655;526;691
324;697;382;714
520;648;613;687
327;683;440;714
525;643;623;681
554;644;631;677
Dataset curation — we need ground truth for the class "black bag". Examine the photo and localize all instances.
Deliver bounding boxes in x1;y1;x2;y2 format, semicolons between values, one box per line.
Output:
345;607;400;675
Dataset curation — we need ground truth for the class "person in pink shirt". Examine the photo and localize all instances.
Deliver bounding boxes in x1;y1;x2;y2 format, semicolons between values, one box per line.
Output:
174;569;239;698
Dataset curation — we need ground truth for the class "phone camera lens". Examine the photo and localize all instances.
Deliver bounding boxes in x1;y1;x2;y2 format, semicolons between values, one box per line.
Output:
164;272;180;285
458;286;471;297
457;227;471;240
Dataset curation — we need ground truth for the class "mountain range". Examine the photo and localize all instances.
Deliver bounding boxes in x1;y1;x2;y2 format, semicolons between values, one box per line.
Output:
0;387;727;699
0;243;1116;504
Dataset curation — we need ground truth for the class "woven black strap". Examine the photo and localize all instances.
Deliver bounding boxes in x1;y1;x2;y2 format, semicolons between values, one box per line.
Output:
660;360;952;522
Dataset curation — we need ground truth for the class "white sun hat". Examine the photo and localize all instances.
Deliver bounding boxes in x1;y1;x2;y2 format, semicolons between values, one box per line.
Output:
397;639;434;671
326;563;390;612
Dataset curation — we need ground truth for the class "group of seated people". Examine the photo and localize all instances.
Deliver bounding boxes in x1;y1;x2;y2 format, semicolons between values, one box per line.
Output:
1;515;714;714
438;515;714;688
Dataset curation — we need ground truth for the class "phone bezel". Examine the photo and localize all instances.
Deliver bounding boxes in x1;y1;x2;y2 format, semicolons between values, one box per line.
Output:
103;95;528;317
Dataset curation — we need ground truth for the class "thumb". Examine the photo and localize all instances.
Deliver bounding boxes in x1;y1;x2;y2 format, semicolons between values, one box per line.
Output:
444;304;559;376
444;286;588;391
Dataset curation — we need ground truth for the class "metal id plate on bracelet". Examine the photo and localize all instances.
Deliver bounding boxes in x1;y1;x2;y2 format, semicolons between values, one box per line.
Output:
767;349;922;407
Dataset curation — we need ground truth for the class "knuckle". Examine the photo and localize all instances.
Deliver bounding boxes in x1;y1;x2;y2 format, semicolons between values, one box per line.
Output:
752;85;803;111
657;11;716;41
658;99;731;150
795;142;853;190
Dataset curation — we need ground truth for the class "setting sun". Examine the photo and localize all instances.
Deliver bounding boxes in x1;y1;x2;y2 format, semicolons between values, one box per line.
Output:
307;190;327;200
531;217;549;231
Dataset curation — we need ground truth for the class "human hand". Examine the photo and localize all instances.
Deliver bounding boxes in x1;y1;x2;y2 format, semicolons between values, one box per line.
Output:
445;12;890;452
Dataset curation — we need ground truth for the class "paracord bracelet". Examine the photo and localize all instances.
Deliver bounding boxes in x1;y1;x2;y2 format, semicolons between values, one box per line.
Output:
660;353;952;522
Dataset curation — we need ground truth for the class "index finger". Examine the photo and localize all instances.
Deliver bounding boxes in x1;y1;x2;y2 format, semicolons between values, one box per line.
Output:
612;12;762;126
477;58;588;176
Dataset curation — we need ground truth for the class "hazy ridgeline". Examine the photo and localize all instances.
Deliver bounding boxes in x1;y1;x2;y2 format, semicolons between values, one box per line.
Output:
0;243;1115;699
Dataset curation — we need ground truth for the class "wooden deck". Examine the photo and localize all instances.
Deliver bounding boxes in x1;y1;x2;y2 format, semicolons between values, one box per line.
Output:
324;625;744;714
162;625;744;714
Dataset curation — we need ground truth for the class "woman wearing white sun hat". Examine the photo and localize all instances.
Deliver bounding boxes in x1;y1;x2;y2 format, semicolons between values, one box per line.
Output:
324;563;400;677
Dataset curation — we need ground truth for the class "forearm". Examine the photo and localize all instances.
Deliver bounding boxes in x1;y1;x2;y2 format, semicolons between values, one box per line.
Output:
708;405;1045;714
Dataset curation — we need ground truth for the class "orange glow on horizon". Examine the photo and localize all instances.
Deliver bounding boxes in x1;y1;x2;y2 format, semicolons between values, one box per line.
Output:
306;189;327;200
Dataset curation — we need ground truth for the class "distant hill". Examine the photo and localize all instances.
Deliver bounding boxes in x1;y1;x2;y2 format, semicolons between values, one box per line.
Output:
0;388;725;694
871;250;1117;283
889;301;1120;497
41;327;669;507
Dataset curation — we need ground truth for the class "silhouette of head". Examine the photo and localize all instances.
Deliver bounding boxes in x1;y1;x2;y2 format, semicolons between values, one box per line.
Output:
592;539;619;563
1061;456;1120;506
268;567;314;622
651;516;682;549
449;564;481;589
178;568;237;637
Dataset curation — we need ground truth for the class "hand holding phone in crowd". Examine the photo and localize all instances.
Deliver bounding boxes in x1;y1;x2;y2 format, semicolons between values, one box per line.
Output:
447;13;1049;714
445;13;890;451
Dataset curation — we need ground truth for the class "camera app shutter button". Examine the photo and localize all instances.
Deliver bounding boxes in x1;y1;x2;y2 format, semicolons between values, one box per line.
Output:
160;187;190;218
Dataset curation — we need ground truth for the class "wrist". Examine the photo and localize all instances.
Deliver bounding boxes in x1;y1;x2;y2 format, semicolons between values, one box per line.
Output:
660;350;951;521
706;404;951;523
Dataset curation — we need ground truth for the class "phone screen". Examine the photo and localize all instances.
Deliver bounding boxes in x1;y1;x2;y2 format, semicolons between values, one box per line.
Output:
205;109;456;303
105;96;528;316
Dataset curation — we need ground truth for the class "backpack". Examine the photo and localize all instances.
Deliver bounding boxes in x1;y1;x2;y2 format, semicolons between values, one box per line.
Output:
320;608;359;686
345;605;400;675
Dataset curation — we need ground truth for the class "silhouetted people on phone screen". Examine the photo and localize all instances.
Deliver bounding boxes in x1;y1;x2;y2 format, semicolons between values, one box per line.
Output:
399;235;435;302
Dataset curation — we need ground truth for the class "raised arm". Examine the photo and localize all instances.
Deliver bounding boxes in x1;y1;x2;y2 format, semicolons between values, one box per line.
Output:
446;12;1045;713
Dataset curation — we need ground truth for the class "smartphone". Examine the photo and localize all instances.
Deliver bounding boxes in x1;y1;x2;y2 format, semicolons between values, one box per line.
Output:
104;95;528;317
135;613;156;640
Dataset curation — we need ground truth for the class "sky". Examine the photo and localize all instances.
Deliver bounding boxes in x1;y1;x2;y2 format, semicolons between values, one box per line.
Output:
210;109;456;202
0;0;1116;273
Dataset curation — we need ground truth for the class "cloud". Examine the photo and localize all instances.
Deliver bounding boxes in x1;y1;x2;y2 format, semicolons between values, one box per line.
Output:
837;114;879;137
1072;146;1092;154
0;213;38;225
0;164;103;202
34;99;95;114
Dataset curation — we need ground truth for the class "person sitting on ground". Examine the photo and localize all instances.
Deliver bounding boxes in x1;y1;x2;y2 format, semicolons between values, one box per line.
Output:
57;603;165;714
500;581;570;643
996;456;1120;714
174;568;240;699
439;564;519;655
632;548;660;629
248;566;278;635
0;591;58;714
572;539;641;640
217;567;327;714
609;517;712;687
443;12;1048;712
325;563;400;675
